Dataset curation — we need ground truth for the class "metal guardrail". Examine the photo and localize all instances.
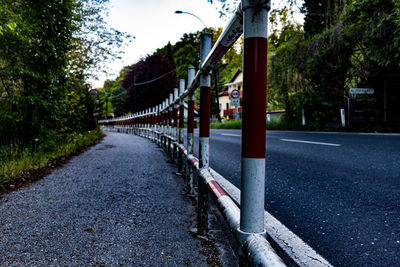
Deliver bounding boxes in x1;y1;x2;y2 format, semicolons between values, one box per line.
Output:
98;1;330;266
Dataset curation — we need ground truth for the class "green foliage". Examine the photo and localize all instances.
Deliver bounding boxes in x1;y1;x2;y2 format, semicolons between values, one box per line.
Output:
267;0;400;126
0;128;102;184
0;0;128;159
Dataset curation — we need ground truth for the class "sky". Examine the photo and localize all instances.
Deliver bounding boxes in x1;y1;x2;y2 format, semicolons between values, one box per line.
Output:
90;0;226;88
90;0;304;88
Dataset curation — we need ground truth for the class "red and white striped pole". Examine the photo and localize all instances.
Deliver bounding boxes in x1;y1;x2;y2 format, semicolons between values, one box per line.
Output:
152;106;156;141
198;32;212;235
145;109;148;137
163;99;167;150
156;105;160;143
174;88;179;140
186;67;196;194
173;88;179;159
178;79;185;172
239;0;269;236
168;93;173;155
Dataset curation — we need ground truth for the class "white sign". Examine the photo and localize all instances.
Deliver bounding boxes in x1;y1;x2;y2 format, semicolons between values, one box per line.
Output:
231;98;240;107
231;89;240;99
350;88;374;95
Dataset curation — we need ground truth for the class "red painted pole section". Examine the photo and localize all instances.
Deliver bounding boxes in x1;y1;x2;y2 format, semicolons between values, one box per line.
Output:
199;87;210;138
173;108;178;128
179;105;184;129
242;38;267;158
188;100;194;134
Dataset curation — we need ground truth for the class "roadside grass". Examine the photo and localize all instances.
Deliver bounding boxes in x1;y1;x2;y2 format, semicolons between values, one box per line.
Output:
210;119;242;129
210;118;302;130
0;128;103;186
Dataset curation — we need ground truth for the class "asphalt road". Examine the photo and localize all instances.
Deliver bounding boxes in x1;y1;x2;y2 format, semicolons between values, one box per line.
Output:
192;129;400;266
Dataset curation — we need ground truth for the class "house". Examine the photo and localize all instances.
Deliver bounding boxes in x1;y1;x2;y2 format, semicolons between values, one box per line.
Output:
218;68;285;120
219;68;243;119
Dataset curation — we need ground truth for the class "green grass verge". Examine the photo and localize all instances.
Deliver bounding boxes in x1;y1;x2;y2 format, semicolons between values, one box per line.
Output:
210;119;242;129
210;118;302;130
0;128;103;184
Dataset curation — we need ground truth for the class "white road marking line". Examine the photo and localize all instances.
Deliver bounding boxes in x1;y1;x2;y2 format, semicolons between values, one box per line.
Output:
220;133;241;137
280;138;341;147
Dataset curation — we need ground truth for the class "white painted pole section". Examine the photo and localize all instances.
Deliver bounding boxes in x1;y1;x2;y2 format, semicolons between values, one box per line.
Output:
267;113;271;122
340;108;346;127
302;109;306;126
240;158;265;232
188;67;195;88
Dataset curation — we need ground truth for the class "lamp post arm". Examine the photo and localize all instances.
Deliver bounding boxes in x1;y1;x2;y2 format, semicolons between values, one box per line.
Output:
175;10;207;28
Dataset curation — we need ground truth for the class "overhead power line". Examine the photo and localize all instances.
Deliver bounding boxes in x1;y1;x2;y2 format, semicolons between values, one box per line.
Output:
121;68;176;91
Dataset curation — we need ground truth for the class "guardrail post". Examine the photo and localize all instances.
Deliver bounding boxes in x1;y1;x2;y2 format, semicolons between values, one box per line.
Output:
153;106;157;141
164;100;168;149
132;115;135;134
140;111;143;136
135;113;138;135
198;32;212;236
178;79;185;173
162;101;166;148
156;105;159;144
150;109;152;138
168;93;173;156
239;0;269;238
148;109;151;139
147;109;150;139
186;67;196;194
139;111;142;136
173;88;179;160
165;98;169;151
161;101;165;148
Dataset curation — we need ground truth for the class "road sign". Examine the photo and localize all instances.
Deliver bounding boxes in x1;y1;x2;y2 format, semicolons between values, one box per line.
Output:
231;89;240;99
350;88;374;95
231;98;240;107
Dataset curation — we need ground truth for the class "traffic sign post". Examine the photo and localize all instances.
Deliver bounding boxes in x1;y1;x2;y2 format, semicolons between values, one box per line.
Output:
350;88;374;96
231;89;240;99
231;89;240;119
231;98;240;107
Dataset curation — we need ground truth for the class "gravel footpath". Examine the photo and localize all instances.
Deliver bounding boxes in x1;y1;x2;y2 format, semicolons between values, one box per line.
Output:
0;132;208;266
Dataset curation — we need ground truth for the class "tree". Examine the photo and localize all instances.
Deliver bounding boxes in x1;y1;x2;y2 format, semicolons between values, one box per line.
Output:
120;53;177;113
0;0;130;152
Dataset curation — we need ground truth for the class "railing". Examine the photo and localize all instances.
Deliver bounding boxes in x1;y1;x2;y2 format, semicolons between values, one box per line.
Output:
99;1;330;266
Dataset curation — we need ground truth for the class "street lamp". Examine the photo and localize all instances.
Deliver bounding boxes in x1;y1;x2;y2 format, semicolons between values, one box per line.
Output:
174;10;207;29
175;10;221;121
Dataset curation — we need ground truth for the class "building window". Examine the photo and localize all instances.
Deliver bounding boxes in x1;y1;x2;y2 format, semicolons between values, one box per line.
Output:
238;85;241;91
226;103;229;110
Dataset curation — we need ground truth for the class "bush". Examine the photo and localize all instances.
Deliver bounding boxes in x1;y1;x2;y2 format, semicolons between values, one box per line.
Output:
210;119;242;129
0;128;103;184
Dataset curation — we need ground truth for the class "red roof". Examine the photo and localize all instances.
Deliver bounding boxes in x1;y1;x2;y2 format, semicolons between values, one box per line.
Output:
218;90;229;96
